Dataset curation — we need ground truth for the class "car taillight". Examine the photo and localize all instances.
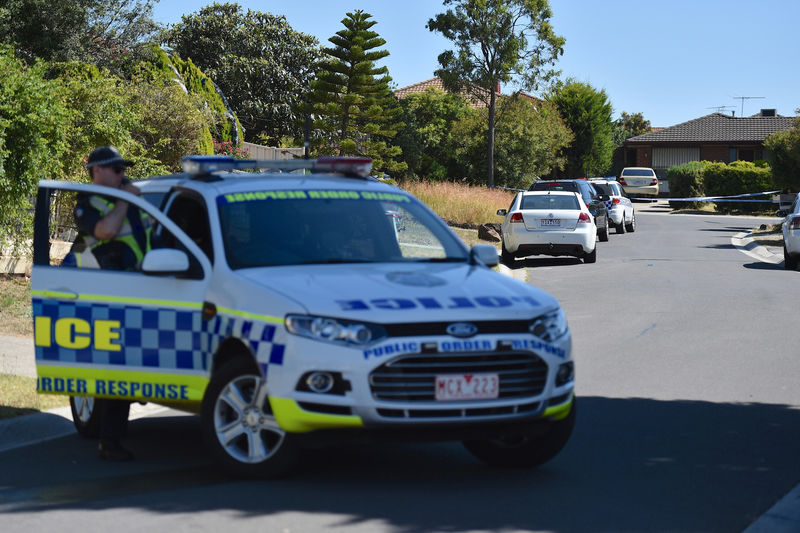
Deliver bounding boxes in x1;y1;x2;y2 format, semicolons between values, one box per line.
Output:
577;212;591;223
612;198;620;204
791;216;800;230
650;178;658;185
510;213;523;223
618;178;627;186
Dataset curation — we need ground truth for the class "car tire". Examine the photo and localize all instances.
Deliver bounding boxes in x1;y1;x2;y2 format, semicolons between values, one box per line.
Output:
202;357;298;478
69;395;102;438
501;240;516;265
463;398;576;468
583;246;597;263
598;217;609;242
625;211;636;233
784;245;798;270
615;218;626;234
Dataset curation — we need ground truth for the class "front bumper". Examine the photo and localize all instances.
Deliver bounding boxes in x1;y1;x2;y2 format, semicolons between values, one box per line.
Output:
264;332;574;434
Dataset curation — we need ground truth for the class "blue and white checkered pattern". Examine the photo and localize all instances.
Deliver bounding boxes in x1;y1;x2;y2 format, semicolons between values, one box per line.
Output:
33;298;284;375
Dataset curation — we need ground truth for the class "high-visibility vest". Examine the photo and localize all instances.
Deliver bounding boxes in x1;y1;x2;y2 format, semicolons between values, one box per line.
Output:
73;195;153;270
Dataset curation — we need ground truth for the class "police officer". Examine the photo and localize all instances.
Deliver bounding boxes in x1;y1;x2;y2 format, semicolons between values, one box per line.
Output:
70;146;152;461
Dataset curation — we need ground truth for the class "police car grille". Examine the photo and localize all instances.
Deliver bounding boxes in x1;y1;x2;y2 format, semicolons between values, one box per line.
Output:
369;351;547;402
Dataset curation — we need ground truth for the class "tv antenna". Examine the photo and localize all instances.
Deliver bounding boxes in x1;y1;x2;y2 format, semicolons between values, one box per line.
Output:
707;105;735;115
732;96;765;117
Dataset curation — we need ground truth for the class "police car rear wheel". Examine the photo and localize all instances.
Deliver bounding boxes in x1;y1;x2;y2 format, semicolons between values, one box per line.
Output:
616;218;626;234
202;358;298;478
69;395;101;438
625;211;636;232
462;398;576;468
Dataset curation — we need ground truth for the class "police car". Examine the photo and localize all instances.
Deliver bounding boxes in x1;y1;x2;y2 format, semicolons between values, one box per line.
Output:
32;156;576;477
588;178;636;234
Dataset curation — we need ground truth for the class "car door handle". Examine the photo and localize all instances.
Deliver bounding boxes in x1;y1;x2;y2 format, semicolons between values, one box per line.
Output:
43;289;78;300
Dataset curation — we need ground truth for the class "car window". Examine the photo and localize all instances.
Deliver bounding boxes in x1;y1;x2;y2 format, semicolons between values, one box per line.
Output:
592;183;613;195
622;169;656;177
164;193;214;263
217;190;468;268
530;181;578;193
521;195;579;210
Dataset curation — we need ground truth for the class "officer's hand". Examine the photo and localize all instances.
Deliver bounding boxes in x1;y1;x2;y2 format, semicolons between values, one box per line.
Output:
120;182;142;196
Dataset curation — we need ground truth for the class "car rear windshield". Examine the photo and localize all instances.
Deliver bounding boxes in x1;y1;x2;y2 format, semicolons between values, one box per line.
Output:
591;183;614;195
529;181;579;192
621;169;656;177
521;194;580;210
216;189;469;268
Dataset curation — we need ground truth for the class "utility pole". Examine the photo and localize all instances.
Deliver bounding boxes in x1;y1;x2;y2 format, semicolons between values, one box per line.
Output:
732;96;765;117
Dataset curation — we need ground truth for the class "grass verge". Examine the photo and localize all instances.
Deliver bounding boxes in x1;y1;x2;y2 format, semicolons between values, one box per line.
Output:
0;373;69;419
0;274;33;337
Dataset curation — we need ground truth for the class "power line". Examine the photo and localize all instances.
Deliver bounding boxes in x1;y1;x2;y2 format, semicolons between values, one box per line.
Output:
732;96;765;117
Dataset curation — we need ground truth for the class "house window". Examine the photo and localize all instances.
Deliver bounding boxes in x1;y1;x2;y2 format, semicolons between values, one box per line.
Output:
738;149;755;162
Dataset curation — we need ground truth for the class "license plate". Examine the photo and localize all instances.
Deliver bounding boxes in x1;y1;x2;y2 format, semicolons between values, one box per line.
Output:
435;373;499;401
541;219;560;226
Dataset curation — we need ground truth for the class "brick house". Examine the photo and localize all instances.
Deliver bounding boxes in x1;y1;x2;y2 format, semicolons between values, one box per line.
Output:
622;109;795;180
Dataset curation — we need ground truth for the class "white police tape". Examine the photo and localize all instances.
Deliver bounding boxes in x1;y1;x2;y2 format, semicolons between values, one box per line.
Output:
656;190;782;203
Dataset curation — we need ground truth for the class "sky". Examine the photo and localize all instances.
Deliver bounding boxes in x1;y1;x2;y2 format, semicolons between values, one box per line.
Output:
152;0;800;128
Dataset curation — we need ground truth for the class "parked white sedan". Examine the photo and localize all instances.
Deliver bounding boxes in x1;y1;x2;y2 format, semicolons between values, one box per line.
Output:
619;167;659;197
782;192;800;270
497;191;597;264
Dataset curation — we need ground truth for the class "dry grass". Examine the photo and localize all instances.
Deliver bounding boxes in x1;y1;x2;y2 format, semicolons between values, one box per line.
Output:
0;274;32;337
0;374;69;419
400;181;515;227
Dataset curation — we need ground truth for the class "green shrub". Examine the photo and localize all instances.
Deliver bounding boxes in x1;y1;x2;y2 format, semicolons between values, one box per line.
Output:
703;160;775;213
667;161;710;209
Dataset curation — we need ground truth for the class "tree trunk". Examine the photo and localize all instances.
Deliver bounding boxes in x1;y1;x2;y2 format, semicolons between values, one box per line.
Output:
487;88;496;188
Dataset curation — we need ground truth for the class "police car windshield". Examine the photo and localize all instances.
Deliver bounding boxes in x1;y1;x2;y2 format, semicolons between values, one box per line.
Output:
217;190;469;269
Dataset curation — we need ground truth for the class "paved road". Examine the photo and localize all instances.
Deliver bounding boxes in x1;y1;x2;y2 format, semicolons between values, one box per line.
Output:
1;205;799;533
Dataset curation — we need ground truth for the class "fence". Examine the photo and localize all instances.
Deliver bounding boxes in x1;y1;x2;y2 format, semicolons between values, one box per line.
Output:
241;143;304;160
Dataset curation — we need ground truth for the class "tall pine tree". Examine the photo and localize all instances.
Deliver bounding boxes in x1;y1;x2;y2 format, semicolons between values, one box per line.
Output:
305;10;406;174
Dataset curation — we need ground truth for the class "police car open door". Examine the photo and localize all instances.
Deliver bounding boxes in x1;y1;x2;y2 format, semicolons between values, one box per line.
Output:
32;181;213;405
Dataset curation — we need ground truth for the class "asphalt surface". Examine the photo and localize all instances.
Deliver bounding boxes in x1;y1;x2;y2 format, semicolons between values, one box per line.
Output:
1;205;798;532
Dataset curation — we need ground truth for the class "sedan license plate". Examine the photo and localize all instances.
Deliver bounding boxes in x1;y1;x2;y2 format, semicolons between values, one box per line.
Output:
541;218;560;226
435;373;499;401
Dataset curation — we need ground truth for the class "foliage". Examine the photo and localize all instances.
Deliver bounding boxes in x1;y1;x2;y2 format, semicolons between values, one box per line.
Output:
166;2;321;145
0;274;32;337
548;80;615;177
126;70;215;172
427;0;564;187
0;0;163;77
143;44;243;148
394;88;474;180
764;114;800;192
450;96;572;188
666;161;711;209
213;140;251;159
0;47;69;248
613;111;652;145
305;10;406;174
703;160;775;213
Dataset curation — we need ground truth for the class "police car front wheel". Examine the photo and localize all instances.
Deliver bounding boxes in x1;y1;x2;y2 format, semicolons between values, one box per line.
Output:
201;358;298;478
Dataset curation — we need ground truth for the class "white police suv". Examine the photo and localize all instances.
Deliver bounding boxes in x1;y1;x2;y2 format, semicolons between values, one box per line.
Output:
32;156;575;477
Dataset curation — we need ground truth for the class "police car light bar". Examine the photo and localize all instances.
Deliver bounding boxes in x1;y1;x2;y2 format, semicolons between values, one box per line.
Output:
181;155;373;177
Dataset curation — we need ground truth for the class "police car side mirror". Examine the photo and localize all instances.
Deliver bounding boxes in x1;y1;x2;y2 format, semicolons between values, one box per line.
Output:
471;244;499;267
141;248;190;275
496;209;508;216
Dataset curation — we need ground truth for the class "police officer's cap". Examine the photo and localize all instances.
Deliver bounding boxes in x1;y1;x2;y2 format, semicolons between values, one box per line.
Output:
85;146;134;168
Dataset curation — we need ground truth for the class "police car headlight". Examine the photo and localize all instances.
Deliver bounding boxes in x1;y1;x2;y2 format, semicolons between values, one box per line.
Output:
285;315;386;346
529;308;568;342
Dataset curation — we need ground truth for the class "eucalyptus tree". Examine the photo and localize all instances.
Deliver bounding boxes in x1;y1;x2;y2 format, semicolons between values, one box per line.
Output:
427;0;564;187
